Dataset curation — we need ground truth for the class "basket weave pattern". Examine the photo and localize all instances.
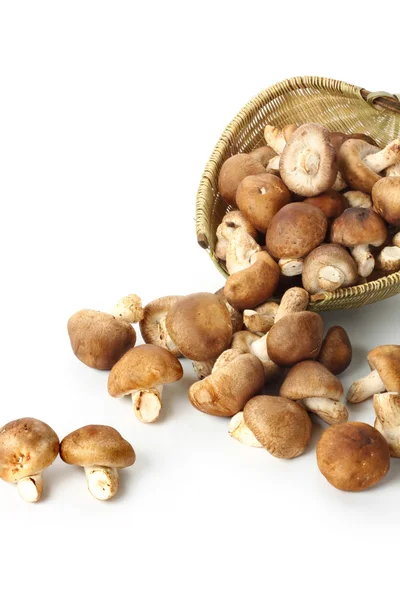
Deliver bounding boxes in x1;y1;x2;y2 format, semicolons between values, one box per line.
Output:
196;76;400;311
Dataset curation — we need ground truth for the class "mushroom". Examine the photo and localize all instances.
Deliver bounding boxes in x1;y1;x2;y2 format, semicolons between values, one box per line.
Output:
330;208;387;277
228;412;263;448
373;392;400;457
267;311;324;367
318;326;352;375
225;228;261;274
224;250;280;310
372;176;400;226
108;345;183;423
214;288;243;333
280;361;348;425
110;294;144;323
376;243;400;272
188;353;264;417
139;295;182;357
242;395;312;458
264;123;297;154
316;422;390;492
68;309;137;370
249;145;276;167
302;244;358;294
279;124;338;196
212;348;244;372
231;330;280;381
343;190;372;209
218;154;266;206
275;287;309;320
60;425;135;500
266;203;328;276
236;173;291;233
192;348;244;381
243;301;279;335
215;211;257;261
0;418;59;502
347;345;400;404
303;190;348;223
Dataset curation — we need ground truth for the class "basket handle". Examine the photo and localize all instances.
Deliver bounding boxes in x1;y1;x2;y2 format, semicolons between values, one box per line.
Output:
361;89;400;114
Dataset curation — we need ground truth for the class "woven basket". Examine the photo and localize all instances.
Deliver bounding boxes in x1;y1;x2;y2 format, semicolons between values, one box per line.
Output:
196;76;400;311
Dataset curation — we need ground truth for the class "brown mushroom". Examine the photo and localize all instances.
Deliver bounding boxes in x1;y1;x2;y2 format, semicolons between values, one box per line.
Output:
214;288;243;334
231;330;280;381
139;296;183;357
243;301;278;335
372;176;400;226
267;311;324;367
318;326;352;375
249;145;276;167
236;173;291;233
218;154;265;206
215;211;258;261
316;422;390;492
224;251;280;310
302;244;358;294
303;190;348;222
347;345;400;404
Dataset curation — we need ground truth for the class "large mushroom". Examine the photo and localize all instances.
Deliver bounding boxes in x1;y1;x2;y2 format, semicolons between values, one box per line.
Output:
218;154;266;206
302;244;358;294
267;311;324;367
236;173;291;233
224;251;280;310
347;345;400;404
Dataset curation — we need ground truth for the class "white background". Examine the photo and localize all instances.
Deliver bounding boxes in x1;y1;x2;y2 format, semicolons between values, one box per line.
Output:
1;2;399;599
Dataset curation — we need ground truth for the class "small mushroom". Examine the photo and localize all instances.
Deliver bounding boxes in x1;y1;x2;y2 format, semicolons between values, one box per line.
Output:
243;395;312;458
68;309;137;370
231;330;280;381
372;176;400;226
236;173;291;233
60;425;135;500
279;123;338;196
110;294;144;323
316;422;390;492
108;345;183;423
303;190;348;223
188;354;264;417
249;145;276;167
0;418;59;502
280;361;348;425
347;345;400;404
191;359;216;380
243;301;278;335
330;208;387;277
343;190;372;209
302;244;358;294
139;296;182;357
266;203;328;276
225;228;261;275
215;211;257;261
224;251;280;310
267;311;324;367
318;326;352;375
218;154;266;206
373;392;400;457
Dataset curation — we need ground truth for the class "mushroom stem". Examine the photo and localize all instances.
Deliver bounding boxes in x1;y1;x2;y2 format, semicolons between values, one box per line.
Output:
17;473;44;503
264;125;286;154
373;392;400;457
344;190;372;209
132;385;163;423
192;360;215;380
332;171;347;191
317;265;345;292
266;155;280;173
84;466;119;501
299;397;348;426
376;246;400;272
299;149;320;175
347;369;386;404
363;139;400;173
243;309;275;334
250;333;270;362
278;258;304;276
275;288;309;322
228;412;262;447
350;244;375;277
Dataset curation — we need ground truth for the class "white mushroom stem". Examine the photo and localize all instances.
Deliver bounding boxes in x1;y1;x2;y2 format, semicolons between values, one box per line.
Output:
363;139;400;173
332;171;347;192
250;333;270;363
192;360;215;380
299;397;348;426
386;162;400;177
347;369;386;404
350;244;375;277
373;392;400;457
264;125;286;154
317;265;345;292
131;385;163;423
228;412;262;447
158;316;180;354
376;246;400;272
266;155;280;173
84;466;119;501
278;258;304;276
17;473;44;503
344;190;372;209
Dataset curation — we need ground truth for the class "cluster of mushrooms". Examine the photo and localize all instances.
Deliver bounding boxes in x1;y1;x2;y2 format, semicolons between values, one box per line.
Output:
2;122;400;502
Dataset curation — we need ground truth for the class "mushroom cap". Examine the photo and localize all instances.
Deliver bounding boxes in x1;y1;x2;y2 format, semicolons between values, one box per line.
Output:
338;139;381;193
188;354;264;417
60;425;135;468
267;311;324;367
302;244;358;294
249;145;277;167
303;190;348;221
367;345;400;392
224;251;280;311
279;123;338;196
214;288;243;333
108;344;183;397
230;330;260;353
68;309;137;370
280;360;343;401
330;208;387;247
316;422;390;491
236;173;291;233
243;395;312;458
266;203;328;259
218;154;266;206
318;326;352;375
372;177;400;226
0;418;59;483
139;295;182;357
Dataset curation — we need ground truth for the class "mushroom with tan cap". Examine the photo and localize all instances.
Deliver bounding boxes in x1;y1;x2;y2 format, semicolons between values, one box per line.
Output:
68;309;137;370
249;145;276;167
266;203;328;276
218;154;266;206
225;228;261;275
60;425;135;500
330;208;387;277
215;211;257;261
317;422;390;492
280;361;347;425
343;190;372;209
231;330;280;381
241;395;312;458
110;294;144;323
188;353;264;417
279;124;338;197
243;301;278;335
318;326;352;375
347;345;400;404
236;173;291;233
139;295;182;357
302;244;358;294
0;418;59;502
372;176;400;227
108;345;183;423
303;190;348;223
267;311;324;367
373;392;400;457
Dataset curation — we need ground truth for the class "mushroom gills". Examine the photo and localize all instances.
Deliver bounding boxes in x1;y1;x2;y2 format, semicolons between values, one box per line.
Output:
347;369;386;403
131;384;163;423
84;466;119;501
